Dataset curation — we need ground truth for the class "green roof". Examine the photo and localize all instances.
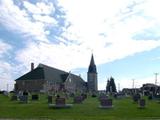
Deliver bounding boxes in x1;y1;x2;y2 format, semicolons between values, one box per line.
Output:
15;64;86;84
16;67;44;80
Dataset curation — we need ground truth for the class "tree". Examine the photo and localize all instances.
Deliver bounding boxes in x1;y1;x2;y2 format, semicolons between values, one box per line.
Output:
110;77;117;93
106;77;117;93
106;79;110;93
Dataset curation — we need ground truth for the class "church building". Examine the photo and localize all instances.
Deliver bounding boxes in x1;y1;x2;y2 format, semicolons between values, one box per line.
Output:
15;54;98;93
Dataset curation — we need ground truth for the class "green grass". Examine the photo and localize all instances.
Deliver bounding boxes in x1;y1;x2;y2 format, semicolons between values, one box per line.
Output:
0;94;160;120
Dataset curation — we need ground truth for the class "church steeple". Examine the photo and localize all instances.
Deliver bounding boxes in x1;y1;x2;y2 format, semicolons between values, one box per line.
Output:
87;54;98;92
88;54;97;73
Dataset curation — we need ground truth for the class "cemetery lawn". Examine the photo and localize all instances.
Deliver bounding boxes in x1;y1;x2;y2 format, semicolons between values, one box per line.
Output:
0;94;160;120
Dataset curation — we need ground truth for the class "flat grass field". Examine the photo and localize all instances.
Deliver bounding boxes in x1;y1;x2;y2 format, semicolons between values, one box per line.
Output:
0;94;160;120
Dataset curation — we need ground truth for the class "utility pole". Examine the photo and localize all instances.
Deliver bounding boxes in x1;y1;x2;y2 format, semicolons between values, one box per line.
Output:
7;84;9;92
132;79;135;89
132;79;135;94
154;73;159;95
154;73;159;85
118;83;120;92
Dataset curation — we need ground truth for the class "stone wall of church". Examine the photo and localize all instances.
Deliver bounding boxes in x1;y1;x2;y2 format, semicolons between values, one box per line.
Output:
15;79;45;92
87;73;97;92
64;78;87;93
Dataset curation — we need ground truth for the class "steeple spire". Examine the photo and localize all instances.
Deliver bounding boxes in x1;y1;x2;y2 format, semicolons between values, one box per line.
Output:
90;54;95;65
88;54;97;73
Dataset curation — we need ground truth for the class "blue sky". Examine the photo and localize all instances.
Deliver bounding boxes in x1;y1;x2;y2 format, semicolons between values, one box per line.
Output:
0;0;160;91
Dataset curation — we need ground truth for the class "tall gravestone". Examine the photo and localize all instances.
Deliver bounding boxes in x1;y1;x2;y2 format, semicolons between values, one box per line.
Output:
48;96;53;104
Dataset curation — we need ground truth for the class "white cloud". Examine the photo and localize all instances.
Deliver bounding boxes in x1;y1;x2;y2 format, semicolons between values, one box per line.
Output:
59;0;142;41
57;0;160;65
0;61;15;91
0;0;57;42
97;39;160;64
23;1;55;15
15;41;92;71
32;14;57;24
0;40;12;58
142;0;160;21
0;40;14;90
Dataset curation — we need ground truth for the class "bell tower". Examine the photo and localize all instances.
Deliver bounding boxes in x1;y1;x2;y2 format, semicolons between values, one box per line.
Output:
87;54;98;93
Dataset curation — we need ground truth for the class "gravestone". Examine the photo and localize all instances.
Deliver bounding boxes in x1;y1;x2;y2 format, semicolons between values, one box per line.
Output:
81;94;87;100
56;98;65;105
74;96;83;104
32;94;39;101
133;93;141;103
11;95;17;101
48;97;72;108
92;94;97;97
139;99;146;108
113;93;117;99
148;94;153;100
23;91;28;96
99;98;113;108
19;95;28;103
48;96;53;104
0;91;3;94
3;91;9;96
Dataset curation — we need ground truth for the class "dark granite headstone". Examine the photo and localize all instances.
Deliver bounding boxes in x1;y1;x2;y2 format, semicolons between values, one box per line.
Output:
92;94;97;97
48;96;52;104
139;99;146;108
0;91;3;94
148;95;153;100
133;94;141;103
11;95;17;101
101;99;112;106
48;97;72;108
56;98;65;105
19;95;28;103
74;96;83;104
99;98;113;108
114;93;117;99
23;91;28;96
32;94;39;100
